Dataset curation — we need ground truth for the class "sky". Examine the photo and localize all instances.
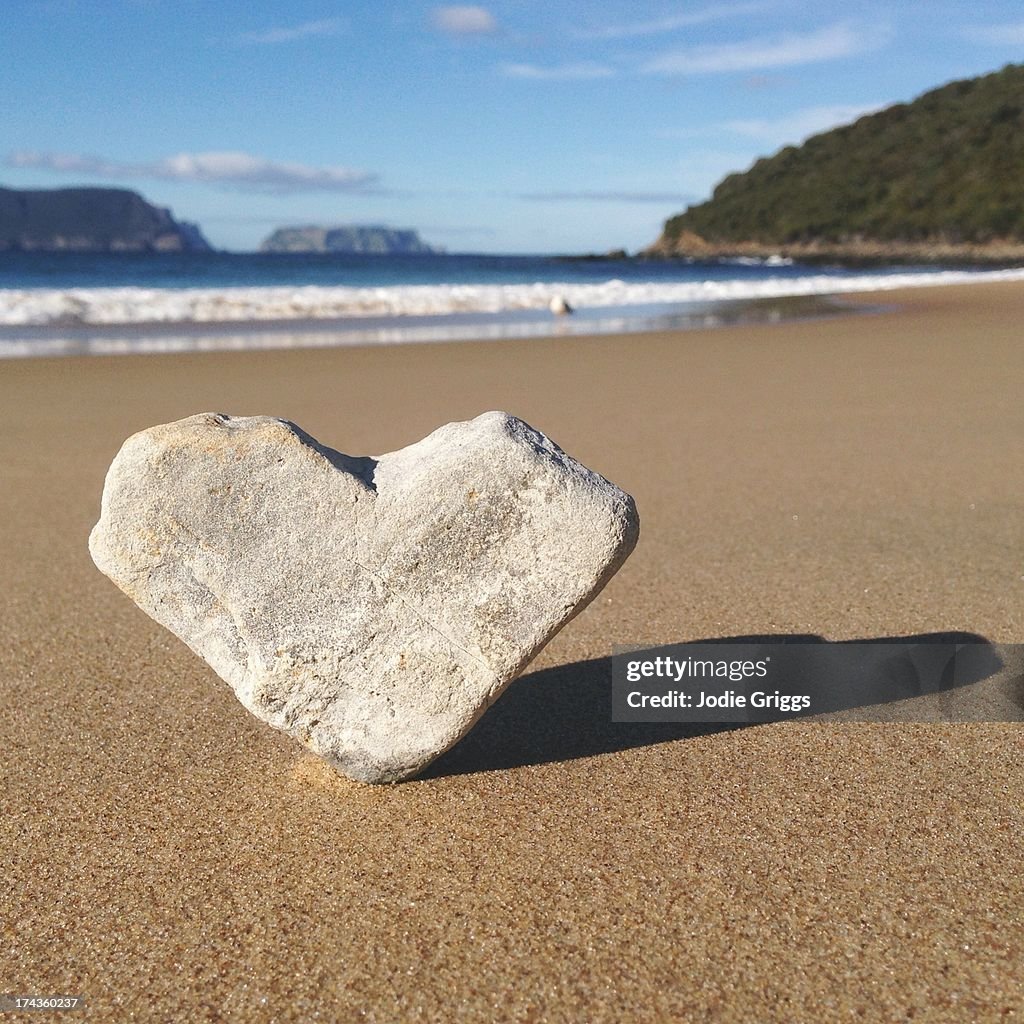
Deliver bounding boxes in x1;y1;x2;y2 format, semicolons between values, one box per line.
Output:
2;1;1023;253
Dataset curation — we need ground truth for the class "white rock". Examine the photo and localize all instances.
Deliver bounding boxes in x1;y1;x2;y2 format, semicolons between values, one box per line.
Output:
89;412;639;783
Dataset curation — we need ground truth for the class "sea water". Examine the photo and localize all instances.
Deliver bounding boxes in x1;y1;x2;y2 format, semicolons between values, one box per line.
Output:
1;251;1022;358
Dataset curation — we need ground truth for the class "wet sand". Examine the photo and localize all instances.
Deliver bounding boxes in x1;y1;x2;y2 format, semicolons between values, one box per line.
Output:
2;282;1023;1020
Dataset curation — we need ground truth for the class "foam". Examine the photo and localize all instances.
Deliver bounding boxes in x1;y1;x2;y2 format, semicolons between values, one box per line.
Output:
2;267;1024;328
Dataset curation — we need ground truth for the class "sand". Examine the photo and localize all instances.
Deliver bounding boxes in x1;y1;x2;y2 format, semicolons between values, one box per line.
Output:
2;282;1022;1021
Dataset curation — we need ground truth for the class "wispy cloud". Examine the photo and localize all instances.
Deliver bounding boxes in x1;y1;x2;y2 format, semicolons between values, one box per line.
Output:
642;22;888;75
723;102;884;145
742;73;790;90
499;61;615;80
6;150;380;194
431;5;498;36
421;224;498;236
234;18;344;46
520;190;695;203
961;20;1024;45
575;2;770;41
667;147;764;199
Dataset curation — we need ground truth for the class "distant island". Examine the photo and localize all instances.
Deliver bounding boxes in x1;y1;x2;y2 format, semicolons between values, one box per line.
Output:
647;63;1024;264
260;225;439;255
0;186;211;253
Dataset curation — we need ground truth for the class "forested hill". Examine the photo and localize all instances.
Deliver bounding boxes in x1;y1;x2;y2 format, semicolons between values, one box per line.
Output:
648;64;1024;262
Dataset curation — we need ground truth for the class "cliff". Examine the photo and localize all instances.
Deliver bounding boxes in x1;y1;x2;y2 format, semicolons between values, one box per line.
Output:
0;186;212;253
260;225;439;255
648;64;1024;263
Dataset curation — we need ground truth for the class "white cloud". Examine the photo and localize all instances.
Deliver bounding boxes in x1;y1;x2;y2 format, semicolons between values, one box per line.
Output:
421;224;497;236
499;61;615;80
642;22;888;75
723;102;884;145
520;190;695;203
6;150;379;194
962;20;1024;45
431;5;498;36
575;2;770;41
235;18;344;46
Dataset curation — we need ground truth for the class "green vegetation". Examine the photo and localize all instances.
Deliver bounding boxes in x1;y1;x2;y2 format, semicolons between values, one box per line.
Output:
659;64;1024;249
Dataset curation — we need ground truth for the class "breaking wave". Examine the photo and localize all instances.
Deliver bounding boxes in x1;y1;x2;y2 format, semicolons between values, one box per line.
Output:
2;267;1024;327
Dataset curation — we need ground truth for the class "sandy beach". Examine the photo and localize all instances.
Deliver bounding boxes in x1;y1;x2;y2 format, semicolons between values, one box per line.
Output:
3;282;1023;1020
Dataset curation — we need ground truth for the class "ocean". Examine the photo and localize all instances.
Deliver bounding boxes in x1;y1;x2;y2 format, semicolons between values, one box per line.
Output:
2;250;1023;358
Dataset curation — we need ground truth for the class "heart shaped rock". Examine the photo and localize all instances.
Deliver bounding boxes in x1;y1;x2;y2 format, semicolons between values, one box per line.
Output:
89;411;639;782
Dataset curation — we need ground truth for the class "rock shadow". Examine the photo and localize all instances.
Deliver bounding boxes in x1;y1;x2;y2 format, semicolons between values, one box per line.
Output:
284;420;378;489
425;631;1004;779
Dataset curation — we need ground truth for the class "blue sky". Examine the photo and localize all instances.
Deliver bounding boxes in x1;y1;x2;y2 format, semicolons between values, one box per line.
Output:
2;1;1023;253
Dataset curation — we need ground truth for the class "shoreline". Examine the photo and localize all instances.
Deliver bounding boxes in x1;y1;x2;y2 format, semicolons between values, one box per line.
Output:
644;236;1024;266
5;263;1024;358
0;262;1023;321
0;293;859;359
4;279;1023;1020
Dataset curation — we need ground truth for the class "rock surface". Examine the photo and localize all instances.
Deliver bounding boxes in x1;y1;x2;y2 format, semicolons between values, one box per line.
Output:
89;412;639;782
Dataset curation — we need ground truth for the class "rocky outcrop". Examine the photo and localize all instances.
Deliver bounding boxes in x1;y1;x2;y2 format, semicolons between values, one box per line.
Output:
260;225;438;254
642;235;1024;266
0;186;212;253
